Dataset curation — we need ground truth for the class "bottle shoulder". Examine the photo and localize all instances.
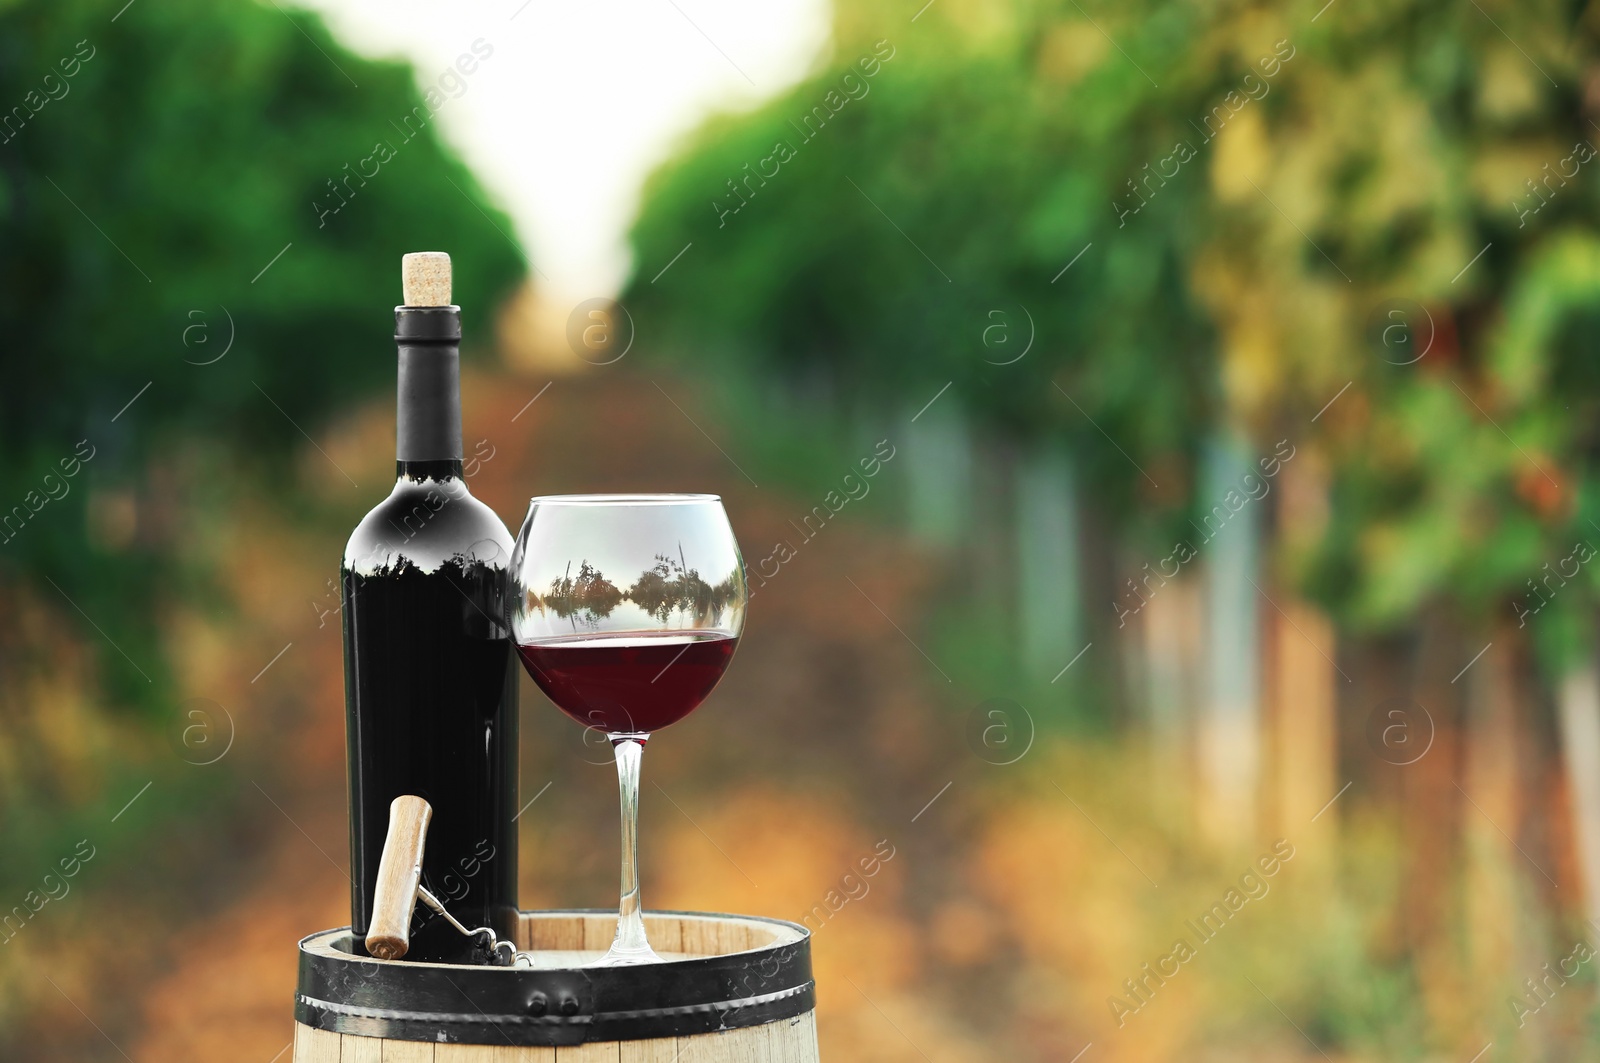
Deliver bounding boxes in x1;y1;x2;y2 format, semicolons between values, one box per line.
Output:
343;478;513;576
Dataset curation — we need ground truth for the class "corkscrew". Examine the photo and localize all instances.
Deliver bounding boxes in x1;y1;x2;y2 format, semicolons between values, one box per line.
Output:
365;795;529;967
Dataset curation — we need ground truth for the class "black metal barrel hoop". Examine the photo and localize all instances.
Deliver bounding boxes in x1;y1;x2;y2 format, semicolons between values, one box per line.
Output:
292;909;820;1061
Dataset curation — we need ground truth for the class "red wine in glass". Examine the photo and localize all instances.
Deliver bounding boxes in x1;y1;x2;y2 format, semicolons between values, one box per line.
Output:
517;631;738;735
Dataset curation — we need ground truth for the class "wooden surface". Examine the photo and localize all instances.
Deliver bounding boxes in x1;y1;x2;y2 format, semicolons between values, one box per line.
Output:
306;910;802;970
293;1014;819;1062
295;911;817;1061
366;795;432;960
515;910;779;963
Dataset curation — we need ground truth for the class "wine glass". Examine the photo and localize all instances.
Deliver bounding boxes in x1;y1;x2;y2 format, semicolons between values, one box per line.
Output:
509;494;747;966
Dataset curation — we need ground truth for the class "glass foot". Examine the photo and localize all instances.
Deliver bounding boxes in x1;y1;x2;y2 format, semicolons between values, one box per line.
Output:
592;940;662;967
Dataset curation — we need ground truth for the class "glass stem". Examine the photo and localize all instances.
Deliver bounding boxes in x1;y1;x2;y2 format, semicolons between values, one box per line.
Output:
606;735;659;964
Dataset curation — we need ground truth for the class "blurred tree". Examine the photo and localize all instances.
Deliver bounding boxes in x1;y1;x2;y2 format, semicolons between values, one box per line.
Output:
626;0;1227;525
0;0;525;711
626;0;1600;642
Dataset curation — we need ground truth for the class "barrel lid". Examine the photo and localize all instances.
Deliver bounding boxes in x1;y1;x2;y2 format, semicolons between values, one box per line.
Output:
294;909;815;1046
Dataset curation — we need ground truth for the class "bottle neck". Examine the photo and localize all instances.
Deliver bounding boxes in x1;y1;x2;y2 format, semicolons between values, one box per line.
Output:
395;305;463;466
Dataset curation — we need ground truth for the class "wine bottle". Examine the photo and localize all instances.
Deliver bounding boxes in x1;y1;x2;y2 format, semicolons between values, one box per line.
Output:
341;252;518;963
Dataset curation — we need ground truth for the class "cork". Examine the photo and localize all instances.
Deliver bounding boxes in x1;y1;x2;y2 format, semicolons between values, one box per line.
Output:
402;251;452;307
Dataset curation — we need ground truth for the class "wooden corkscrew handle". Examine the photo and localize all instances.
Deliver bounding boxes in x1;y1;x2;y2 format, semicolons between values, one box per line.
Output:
365;795;433;960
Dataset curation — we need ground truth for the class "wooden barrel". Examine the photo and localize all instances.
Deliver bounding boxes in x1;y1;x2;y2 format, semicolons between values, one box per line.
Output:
292;909;819;1061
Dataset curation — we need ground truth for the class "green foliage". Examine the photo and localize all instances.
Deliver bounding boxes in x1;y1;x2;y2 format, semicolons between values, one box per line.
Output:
627;0;1600;656
628;15;1219;521
0;0;525;698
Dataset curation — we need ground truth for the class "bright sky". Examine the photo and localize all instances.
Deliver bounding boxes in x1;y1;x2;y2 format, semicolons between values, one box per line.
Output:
298;0;832;303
